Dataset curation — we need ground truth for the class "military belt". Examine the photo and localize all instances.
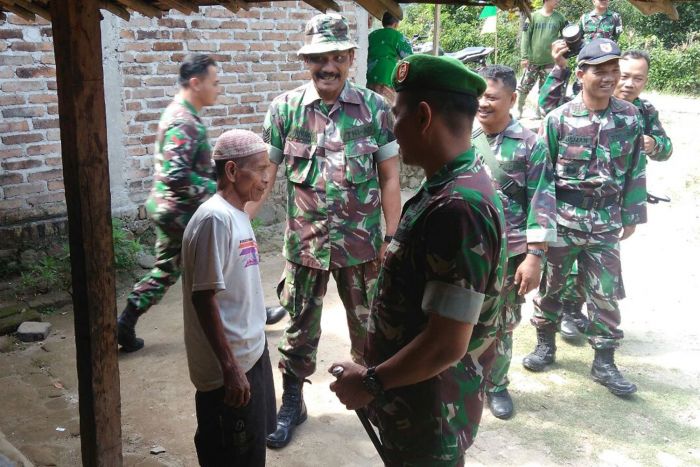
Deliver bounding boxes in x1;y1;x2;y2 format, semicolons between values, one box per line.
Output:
556;188;620;210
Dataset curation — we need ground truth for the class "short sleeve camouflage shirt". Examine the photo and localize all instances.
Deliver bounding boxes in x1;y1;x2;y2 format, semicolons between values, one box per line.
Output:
579;10;623;44
476;118;557;257
263;81;398;270
364;149;506;463
541;94;647;233
145;98;216;228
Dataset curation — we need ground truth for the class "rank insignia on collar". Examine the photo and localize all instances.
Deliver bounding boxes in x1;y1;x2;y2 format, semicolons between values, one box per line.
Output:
396;62;409;83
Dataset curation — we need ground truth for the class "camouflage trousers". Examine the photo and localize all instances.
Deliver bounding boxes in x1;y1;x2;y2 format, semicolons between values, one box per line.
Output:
126;214;188;314
532;227;626;349
277;259;380;379
487;254;526;393
517;64;554;114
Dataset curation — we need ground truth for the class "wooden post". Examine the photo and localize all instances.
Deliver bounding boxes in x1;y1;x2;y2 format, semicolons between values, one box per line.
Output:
49;0;122;465
432;4;440;56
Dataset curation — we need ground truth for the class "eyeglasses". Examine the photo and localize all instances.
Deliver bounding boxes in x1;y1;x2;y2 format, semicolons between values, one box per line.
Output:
305;53;351;66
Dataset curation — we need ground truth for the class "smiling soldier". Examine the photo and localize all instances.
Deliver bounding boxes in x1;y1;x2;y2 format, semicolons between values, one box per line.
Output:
245;13;401;449
523;39;647;397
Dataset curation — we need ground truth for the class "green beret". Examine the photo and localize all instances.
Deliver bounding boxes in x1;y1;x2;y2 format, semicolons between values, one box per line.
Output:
392;54;487;97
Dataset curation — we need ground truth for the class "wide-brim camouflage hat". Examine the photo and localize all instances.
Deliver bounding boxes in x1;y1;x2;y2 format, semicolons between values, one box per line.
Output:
297;13;358;56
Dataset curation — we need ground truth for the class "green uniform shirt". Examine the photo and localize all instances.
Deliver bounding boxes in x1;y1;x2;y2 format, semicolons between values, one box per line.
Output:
367;27;413;87
521;10;568;66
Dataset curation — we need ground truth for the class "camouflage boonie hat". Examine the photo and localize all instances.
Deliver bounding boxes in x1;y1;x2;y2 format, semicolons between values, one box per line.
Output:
297;13;358;56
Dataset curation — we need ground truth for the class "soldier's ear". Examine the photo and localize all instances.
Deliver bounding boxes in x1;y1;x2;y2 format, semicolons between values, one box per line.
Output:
417;101;432;133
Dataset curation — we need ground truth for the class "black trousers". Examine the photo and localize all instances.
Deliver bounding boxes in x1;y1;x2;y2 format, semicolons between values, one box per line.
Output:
194;344;276;467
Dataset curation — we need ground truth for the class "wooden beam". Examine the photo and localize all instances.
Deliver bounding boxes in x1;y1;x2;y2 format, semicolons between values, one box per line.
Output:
100;0;131;21
303;0;341;13
0;0;36;21
221;0;250;12
116;0;163;17
12;0;51;20
353;0;385;19
49;0;122;465
374;0;403;19
160;0;199;14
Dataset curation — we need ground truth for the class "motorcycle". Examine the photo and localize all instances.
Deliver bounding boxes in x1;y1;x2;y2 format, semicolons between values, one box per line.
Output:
411;34;494;68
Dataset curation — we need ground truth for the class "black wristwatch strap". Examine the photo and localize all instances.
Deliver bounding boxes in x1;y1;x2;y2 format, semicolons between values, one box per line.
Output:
362;366;385;397
527;248;546;258
383;235;393;243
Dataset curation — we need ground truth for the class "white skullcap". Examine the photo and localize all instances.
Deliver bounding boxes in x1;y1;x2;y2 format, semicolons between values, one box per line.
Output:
212;129;268;160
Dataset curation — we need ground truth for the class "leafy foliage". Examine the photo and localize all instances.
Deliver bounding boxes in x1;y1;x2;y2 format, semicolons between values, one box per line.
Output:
399;2;700;96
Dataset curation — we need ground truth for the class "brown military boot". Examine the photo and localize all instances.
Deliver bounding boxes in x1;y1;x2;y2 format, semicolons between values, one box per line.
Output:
266;373;307;448
522;328;556;372
591;348;637;396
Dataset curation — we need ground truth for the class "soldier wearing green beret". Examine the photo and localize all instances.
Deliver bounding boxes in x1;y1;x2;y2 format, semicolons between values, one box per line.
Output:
330;54;507;466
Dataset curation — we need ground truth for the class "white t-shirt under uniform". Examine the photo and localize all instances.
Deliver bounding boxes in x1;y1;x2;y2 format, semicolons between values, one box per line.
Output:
182;193;266;392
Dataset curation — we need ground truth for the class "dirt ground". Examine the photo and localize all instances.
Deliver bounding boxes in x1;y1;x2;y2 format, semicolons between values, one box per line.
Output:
1;93;699;467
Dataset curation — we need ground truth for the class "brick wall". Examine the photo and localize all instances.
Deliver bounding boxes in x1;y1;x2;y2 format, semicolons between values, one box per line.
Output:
0;2;364;238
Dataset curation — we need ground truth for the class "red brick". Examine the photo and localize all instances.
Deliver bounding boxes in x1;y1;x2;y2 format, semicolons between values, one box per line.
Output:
226;84;254;93
123;65;152;75
0;55;33;66
230;105;255;115
3;183;45;198
134;111;162;122
220;20;247;29
237;10;261;19
47;81;57;90
136;30;171;40
0;199;27;211
172;30;202;41
26;143;60;156
45;157;62;166
291;72;309;80
27;192;65;205
251;43;274;52
212;117;237;126
122;42;152;52
131;88;164;99
153;42;183;51
15;66;55;78
2;133;44;145
156;64;179;74
127;146;148;157
2;106;45;118
205;31;231;40
0;95;26;106
187;42;218;52
158;18;187;28
252;63;276;72
47;180;65;191
191;19;221;29
0;29;23;39
0;148;22;159
250;21;274;30
209;54;231;62
235;32;259;41
146;98;171;109
28;94;58;104
241;94;264;103
40;53;55;65
40;27;52;37
0;121;30;133
240;115;264;124
2;158;43;170
32;118;59;130
202;107;226;117
123;76;143;87
135;54;167;63
141;135;156;145
120;30;135;40
47;104;58;115
11;42;52;52
0;173;23;185
126;101;143;111
262;32;286;41
262;10;287;20
220;42;247;52
28;169;63;182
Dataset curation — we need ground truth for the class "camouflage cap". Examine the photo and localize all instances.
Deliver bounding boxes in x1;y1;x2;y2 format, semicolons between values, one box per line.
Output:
577;38;621;66
392;54;487;97
297;13;358;56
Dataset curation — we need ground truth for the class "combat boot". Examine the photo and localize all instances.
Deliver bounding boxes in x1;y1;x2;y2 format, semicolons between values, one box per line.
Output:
266;373;307;448
265;305;287;325
487;389;514;420
560;301;588;342
522;328;556;372
591;348;637;396
117;303;144;353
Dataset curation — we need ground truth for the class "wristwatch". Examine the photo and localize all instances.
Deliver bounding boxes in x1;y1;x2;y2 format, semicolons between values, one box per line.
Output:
383;235;394;243
362;366;385;397
527;248;546;258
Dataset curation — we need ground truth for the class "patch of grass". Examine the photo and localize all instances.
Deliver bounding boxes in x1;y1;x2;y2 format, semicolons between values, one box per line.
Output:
112;218;143;270
501;324;700;465
251;218;263;237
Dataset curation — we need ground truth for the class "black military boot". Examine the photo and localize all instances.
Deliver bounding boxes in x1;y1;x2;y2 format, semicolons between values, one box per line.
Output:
265;306;287;325
591;348;637;396
560;301;588;342
522;328;556;372
117;303;144;353
487;389;514;420
266;373;307;448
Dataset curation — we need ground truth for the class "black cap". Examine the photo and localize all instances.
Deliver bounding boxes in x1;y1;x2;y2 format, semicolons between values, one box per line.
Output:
577;38;621;66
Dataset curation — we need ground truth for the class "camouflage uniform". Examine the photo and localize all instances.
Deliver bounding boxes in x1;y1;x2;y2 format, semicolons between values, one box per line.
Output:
475;119;557;393
126;98;216;313
263;80;398;379
538;67;672;310
365;148;506;464
517;64;554;115
579;10;623;45
532;94;647;349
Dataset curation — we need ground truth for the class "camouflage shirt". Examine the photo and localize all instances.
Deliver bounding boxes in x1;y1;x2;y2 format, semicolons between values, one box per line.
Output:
476;118;557;257
539;67;673;162
364;149;506;463
541;94;647;233
145;98;216;226
579;10;623;44
263;81;398;270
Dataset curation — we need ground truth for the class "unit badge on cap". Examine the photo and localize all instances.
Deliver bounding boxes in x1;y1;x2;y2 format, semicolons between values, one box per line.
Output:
600;43;612;53
396;61;410;83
